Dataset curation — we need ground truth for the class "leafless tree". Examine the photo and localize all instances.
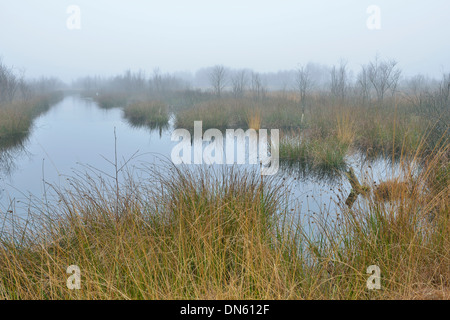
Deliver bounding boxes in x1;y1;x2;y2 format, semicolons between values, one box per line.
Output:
250;72;266;100
367;56;402;103
17;69;32;101
330;59;348;100
357;66;370;104
412;73;450;145
405;74;428;106
209;65;227;97
151;67;163;94
231;69;247;98
294;65;313;114
111;69;147;93
0;59;20;104
31;76;64;93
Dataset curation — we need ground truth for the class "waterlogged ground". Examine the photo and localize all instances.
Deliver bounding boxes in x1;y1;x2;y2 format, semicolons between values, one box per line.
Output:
0;95;399;222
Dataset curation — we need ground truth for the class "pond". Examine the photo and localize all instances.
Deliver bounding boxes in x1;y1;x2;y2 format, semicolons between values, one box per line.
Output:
0;95;399;224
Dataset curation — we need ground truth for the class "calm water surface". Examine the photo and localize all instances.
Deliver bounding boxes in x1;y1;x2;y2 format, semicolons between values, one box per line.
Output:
0;95;399;222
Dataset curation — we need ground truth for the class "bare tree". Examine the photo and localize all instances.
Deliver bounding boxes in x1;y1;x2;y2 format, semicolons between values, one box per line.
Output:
17;69;32;101
151;67;163;94
404;72;449;148
231;69;247;98
209;65;227;97
367;56;402;103
294;65;313;114
250;72;266;101
279;80;289;99
405;74;428;106
433;73;450;137
357;66;370;104
0;59;20;103
330;59;348;100
32;76;64;93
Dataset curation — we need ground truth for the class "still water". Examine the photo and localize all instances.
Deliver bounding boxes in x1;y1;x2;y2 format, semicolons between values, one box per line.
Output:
0;95;397;221
0;96;173;215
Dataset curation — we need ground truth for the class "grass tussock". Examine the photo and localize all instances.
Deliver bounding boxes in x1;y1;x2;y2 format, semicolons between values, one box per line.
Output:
246;108;261;130
94;92;129;109
279;134;349;177
0;165;288;299
278;107;353;173
373;179;411;202
123;101;169;129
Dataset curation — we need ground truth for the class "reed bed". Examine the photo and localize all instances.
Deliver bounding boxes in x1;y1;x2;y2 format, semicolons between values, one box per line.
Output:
172;95;436;175
174;99;249;131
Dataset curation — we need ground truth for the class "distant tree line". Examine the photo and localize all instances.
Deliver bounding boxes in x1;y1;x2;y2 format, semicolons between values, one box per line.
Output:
71;55;448;133
0;58;65;105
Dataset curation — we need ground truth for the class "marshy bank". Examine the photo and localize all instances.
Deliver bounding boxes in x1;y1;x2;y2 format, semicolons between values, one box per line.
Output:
0;95;175;212
0;64;448;300
0;60;65;152
85;92;443;179
0;143;448;299
0;93;64;146
0;94;447;299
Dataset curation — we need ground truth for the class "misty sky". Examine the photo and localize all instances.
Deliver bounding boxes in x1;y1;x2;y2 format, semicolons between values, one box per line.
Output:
0;0;449;82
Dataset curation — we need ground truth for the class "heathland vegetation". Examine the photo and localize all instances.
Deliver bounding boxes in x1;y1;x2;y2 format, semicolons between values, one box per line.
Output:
0;56;448;299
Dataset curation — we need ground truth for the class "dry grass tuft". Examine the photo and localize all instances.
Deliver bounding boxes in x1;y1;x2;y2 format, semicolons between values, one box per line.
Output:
246;108;261;130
